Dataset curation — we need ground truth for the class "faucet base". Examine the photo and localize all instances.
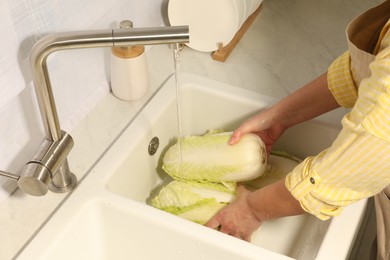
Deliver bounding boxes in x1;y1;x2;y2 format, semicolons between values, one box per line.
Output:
49;172;77;193
49;160;77;193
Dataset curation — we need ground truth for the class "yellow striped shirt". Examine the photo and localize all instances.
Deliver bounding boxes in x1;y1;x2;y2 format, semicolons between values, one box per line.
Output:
285;20;390;220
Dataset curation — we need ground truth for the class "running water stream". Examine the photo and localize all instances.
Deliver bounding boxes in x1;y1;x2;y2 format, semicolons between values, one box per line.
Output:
173;48;183;164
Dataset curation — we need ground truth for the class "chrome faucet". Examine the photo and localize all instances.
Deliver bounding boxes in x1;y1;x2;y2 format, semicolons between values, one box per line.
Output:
0;25;189;196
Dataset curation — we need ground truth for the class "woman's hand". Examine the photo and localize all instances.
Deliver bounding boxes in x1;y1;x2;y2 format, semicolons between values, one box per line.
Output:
205;185;261;241
205;180;305;241
229;109;287;154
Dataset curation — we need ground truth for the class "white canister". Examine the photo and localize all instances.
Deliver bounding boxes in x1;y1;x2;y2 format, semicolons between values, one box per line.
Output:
110;21;149;101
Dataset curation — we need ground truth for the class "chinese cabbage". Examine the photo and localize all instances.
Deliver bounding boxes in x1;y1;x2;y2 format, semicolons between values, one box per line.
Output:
151;180;235;224
162;132;267;182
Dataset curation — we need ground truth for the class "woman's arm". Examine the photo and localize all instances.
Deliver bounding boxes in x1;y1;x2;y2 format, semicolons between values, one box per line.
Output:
229;72;340;151
206;179;305;241
274;72;340;128
206;72;340;240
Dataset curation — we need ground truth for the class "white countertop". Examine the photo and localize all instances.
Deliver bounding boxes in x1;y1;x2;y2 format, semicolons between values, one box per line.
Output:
0;0;380;259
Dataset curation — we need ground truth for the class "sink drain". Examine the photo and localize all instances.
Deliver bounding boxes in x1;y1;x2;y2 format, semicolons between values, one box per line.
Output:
148;137;159;155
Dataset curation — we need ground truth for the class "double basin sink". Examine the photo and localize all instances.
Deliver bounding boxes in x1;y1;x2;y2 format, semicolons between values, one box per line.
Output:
17;73;367;259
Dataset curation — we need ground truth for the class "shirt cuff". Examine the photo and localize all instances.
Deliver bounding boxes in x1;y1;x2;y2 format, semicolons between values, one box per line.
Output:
327;51;358;108
285;154;343;220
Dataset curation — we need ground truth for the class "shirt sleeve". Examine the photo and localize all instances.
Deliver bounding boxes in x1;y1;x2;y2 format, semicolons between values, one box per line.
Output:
285;121;390;220
361;35;390;142
285;43;390;220
327;51;358;108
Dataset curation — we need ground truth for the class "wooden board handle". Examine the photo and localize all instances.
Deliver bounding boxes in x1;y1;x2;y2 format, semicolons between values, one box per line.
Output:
211;4;263;62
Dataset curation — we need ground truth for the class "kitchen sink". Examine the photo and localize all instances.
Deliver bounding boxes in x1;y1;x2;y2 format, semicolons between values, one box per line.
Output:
17;73;367;260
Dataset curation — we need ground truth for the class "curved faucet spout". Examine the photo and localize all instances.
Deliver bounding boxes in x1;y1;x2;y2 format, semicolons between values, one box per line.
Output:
30;26;189;142
20;25;190;196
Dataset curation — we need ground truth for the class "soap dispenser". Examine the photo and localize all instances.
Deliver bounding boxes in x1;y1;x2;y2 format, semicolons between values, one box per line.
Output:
110;20;149;101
